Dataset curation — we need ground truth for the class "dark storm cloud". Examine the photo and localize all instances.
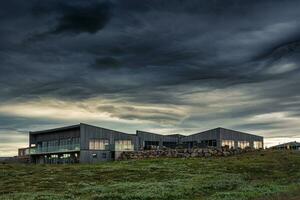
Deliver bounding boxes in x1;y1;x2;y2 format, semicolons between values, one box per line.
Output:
97;105;185;124
34;0;112;35
232;122;289;131
1;0;300;151
1;0;300;98
0;114;65;133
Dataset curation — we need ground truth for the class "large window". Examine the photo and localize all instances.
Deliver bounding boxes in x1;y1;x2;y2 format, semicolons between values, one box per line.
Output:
200;140;217;147
144;141;159;150
48;140;59;152
162;142;177;148
60;138;72;151
222;140;235;148
238;141;250;149
254;141;263;149
31;138;80;154
115;140;134;151
89;139;109;150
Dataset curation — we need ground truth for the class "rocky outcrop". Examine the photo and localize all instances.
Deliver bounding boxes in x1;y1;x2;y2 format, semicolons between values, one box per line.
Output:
118;147;258;160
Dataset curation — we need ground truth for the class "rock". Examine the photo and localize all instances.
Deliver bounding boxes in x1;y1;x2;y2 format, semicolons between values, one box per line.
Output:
204;153;211;157
118;146;259;160
191;152;198;157
223;151;230;157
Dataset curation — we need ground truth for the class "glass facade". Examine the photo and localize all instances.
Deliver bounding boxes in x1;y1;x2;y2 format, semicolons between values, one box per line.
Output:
40;153;79;164
89;139;109;150
30;137;80;154
144;141;160;150
238;141;250;149
254;141;263;149
115;140;134;151
222;140;235;148
200;140;217;147
162;142;177;148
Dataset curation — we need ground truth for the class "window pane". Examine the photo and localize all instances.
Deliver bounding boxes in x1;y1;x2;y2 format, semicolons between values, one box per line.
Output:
95;140;100;149
222;140;235;148
115;140;133;151
89;139;95;149
89;139;109;150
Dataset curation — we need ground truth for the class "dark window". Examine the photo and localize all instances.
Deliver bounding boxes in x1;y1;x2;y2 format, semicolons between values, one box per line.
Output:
200;140;217;147
183;141;197;148
162;142;178;148
102;153;107;159
212;140;217;147
144;141;159;150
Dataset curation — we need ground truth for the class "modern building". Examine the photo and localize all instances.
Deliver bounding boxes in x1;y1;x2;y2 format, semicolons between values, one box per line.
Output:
270;141;300;150
29;123;136;164
181;127;263;149
27;123;263;164
136;130;183;149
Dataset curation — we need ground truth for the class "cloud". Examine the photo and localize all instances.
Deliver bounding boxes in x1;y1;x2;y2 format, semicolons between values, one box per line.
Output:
1;0;300;155
0;130;28;156
97;104;187;124
0;98;188;126
51;1;112;34
266;63;298;74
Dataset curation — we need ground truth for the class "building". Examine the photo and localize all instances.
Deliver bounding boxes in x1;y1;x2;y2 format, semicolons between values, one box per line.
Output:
17;147;30;163
136;130;183;149
27;123;263;164
29;123;136;164
270;141;300;150
181;127;263;149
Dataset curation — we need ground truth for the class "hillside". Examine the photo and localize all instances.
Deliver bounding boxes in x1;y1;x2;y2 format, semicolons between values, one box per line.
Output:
1;150;300;200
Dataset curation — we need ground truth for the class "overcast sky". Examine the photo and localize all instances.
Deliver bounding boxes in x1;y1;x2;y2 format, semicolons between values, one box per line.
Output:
1;0;300;156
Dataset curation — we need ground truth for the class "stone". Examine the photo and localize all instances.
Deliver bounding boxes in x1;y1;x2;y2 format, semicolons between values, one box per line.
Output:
118;146;258;160
204;153;212;157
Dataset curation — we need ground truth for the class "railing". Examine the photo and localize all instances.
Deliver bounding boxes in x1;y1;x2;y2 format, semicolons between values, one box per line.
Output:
29;144;80;155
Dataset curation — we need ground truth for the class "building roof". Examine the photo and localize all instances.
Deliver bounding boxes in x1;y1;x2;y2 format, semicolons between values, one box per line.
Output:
165;134;185;138
270;141;300;148
30;124;80;135
187;127;263;139
29;123;133;135
29;124;263;139
219;127;263;139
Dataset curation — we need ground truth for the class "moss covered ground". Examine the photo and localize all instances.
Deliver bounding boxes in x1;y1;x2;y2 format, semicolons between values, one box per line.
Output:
1;150;300;200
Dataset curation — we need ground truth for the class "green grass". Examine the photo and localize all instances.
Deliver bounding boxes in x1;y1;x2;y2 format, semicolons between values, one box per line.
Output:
1;150;300;200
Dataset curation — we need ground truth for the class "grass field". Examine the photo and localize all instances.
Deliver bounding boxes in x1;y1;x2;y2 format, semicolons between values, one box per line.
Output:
1;150;300;200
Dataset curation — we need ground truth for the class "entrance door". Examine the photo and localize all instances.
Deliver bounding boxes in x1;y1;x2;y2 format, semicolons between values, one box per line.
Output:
111;151;115;160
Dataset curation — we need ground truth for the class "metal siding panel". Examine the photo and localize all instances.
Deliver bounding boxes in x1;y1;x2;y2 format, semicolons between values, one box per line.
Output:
80;150;112;163
31;128;80;144
81;124;137;151
181;128;220;143
219;128;263;148
136;131;179;149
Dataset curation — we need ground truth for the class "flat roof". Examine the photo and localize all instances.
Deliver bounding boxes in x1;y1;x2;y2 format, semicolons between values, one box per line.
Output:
29;123;133;135
29;124;263;139
30;124;80;135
